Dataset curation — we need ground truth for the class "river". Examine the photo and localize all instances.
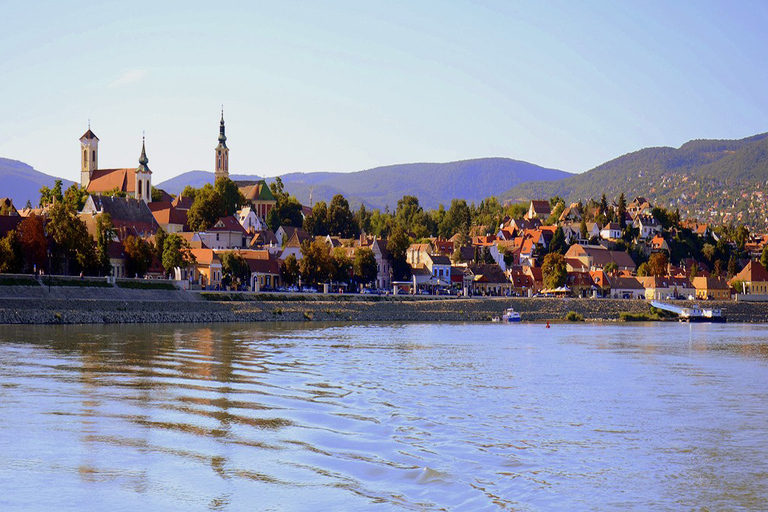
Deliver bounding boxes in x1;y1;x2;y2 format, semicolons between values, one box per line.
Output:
1;322;767;510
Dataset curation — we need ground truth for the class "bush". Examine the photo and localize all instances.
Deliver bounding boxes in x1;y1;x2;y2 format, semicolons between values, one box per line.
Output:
0;276;39;286
565;311;584;322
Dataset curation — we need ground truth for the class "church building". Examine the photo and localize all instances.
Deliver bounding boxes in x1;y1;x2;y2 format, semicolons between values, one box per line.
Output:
80;127;152;203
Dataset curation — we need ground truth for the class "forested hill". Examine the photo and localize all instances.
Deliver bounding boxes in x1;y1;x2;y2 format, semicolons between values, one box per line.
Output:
278;157;570;210
499;132;768;229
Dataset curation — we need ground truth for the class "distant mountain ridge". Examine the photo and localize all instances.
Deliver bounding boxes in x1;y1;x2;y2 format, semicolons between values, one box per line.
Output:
157;158;571;210
0;158;74;207
500;133;768;228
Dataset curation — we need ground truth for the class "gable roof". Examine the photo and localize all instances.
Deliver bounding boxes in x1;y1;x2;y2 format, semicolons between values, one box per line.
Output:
208;216;247;234
86;168;136;194
82;195;159;236
80;129;99;140
244;180;276;202
148;201;188;228
733;260;768;282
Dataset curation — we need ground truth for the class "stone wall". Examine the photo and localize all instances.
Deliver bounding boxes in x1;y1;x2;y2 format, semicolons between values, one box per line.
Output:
0;294;762;325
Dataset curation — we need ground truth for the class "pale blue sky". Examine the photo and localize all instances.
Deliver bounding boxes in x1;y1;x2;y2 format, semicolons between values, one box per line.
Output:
1;0;767;184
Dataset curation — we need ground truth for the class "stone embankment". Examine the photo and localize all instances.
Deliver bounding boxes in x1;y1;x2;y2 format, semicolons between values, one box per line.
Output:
0;287;764;324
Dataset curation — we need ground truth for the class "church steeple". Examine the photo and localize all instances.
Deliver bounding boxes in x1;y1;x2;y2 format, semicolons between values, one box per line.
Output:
80;121;99;189
215;106;229;181
135;134;152;204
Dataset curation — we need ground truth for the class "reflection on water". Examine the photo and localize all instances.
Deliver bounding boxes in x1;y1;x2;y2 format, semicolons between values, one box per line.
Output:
1;322;768;510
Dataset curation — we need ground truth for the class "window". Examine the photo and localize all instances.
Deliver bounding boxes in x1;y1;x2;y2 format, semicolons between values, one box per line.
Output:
92;150;95;162
138;181;142;196
83;149;87;164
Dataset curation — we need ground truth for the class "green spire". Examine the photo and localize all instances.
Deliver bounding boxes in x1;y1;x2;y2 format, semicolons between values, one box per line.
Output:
218;106;227;147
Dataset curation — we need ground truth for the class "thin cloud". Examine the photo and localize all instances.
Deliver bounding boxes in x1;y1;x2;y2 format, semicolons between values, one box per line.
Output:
109;69;148;88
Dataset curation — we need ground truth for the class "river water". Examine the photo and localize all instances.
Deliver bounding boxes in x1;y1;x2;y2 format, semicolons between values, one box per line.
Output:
1;322;767;510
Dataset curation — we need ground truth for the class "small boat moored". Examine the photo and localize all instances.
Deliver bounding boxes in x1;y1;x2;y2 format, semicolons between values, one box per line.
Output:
501;308;522;322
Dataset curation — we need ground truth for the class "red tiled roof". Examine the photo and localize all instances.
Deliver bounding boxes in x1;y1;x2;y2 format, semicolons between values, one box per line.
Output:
86;168;136;194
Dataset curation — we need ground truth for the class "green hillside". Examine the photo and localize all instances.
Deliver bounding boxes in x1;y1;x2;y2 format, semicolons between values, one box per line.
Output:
500;133;768;229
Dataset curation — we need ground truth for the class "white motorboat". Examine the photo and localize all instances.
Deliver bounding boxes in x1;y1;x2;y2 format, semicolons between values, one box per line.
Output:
501;308;522;322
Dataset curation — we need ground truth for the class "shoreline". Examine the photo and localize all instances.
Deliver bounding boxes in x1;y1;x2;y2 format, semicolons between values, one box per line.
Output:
0;290;764;324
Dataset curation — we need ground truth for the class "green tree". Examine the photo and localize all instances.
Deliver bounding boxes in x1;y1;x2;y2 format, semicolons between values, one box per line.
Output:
352;247;377;286
154;226;167;261
354;204;372;234
39;179;64;207
95;213;116;276
439;199;471;238
187;183;225;231
548;226;566;254
299;239;333;286
151;186;165;202
689;261;699;279
220;251;250;288
63;183;89;211
387;226;411;281
761;246;768;270
637;262;650;277
161;233;196;277
617;193;627;229
580;218;588;240
180;185;198;202
0;231;20;273
47;200;93;274
303;201;329;236
604;261;618;274
331;247;352;284
327;194;356;237
281;254;300;286
542;253;567;289
214;177;245;216
123;235;154;278
727;255;739;279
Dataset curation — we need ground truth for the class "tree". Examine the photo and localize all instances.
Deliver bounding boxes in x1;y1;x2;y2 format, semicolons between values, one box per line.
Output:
154;226;167;261
16;214;47;273
353;247;378;286
0;231;20;273
354;204;372;234
47;200;93;274
327;194;356;237
180;185;198;202
281;254;300;286
648;252;669;277
549;226;566;254
387;226;411;281
220;251;250;288
123;235;153;277
151;186;165;203
580;218;588;240
689;261;699;279
95;213;116;276
63;183;89;211
39;179;64;207
727;255;739;279
161;233;196;277
604;261;618;274
761;246;768;270
187;184;225;231
617;193;627;229
331;247;352;284
299;239;333;286
541;253;567;289
637;262;650;277
303;201;329;236
439;199;471;238
214;177;245;216
712;259;724;278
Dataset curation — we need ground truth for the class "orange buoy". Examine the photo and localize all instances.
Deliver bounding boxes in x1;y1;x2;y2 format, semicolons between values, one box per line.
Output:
546;322;550;328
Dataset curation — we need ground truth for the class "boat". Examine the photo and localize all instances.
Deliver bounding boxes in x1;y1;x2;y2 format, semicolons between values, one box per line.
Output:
501;308;522;322
650;300;727;323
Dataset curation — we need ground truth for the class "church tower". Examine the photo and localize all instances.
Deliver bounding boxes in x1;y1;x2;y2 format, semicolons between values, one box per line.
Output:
134;136;152;203
215;108;229;181
80;125;99;189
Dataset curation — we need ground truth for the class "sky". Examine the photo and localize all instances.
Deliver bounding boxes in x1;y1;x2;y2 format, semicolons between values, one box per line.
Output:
1;0;768;185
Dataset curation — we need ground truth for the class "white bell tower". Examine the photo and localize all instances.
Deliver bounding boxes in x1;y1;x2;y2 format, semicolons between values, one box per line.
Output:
80;123;99;189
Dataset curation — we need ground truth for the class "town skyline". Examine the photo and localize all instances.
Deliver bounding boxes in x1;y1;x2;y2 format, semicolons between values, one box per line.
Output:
3;1;768;184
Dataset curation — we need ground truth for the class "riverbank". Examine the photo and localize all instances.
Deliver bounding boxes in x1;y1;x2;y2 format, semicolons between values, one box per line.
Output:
0;289;765;324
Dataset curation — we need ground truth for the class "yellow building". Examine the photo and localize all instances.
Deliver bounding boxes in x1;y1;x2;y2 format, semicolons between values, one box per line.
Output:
692;276;731;300
730;260;768;295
